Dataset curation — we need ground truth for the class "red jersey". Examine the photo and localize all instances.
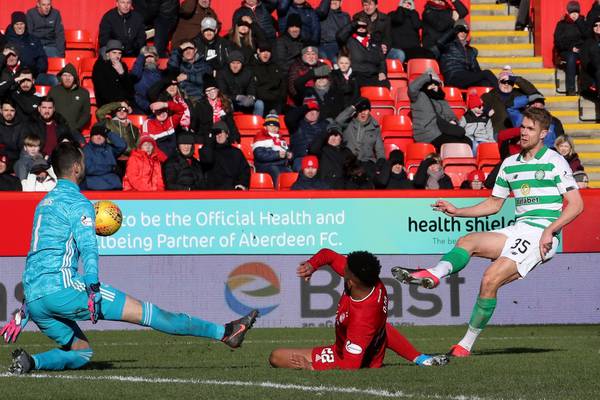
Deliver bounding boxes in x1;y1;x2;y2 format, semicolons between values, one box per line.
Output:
308;248;388;370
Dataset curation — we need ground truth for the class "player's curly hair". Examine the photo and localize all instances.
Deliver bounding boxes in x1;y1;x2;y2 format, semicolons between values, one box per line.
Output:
347;251;381;287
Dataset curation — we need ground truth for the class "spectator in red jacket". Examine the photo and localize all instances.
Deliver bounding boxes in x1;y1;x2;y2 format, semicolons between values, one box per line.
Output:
141;100;186;157
123;136;167;191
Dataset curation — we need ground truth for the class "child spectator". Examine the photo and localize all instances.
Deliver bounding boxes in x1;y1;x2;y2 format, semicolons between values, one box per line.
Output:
81;124;127;190
0;151;22;191
142;100;186;158
253;111;293;183
13;134;42;180
555;135;584;172
21;156;57;192
460;93;494;153
413;153;453;189
291;155;330;190
460;169;486;190
122;136;167;192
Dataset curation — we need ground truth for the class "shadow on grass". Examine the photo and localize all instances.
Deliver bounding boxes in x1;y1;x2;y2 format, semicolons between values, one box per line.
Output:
476;347;560;356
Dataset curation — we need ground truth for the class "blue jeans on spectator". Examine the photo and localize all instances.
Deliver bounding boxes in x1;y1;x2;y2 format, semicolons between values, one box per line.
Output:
319;42;339;63
43;46;64;58
234;98;264;116
560;51;579;94
387;48;405;62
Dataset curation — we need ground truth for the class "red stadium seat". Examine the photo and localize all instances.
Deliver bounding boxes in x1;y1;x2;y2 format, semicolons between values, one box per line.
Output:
443;86;467;110
278;115;288;135
381;115;413;139
79;57;96;87
360;86;395;108
158;58;169;69
128;114;147;129
467;86;493;99
65;29;95;50
404;142;435;175
452;107;466;120
476;142;501;172
445;165;477;188
395;86;410;112
397;107;411;118
65;49;96;65
390;78;408;94
250;172;275;191
234;114;264;136
384;137;414;158
386;59;407;80
407;58;441;82
82;105;98;138
318;58;333;68
193;143;204;159
121;57;136;71
239;137;255;165
35;85;51;96
47;57;69;76
440;143;476;168
277;172;299;190
370;107;395;124
87;85;95;105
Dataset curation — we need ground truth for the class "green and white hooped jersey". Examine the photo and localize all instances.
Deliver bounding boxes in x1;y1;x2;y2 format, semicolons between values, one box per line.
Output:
492;146;578;230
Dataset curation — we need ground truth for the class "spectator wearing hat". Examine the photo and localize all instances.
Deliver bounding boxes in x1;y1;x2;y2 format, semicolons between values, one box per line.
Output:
195;17;231;73
413;153;453;190
422;0;468;55
285;96;328;170
163;130;208;190
288;45;327;101
309;121;354;189
21;155;57;192
353;0;402;60
555;135;584;174
167;40;212;101
217;50;263;116
343;154;375;189
459;93;494;153
142;99;186;157
5;11;51;84
130;45;164;114
581;15;600;99
440;21;497;89
586;0;600;36
335;97;385;173
374;149;414;190
293;63;345;120
98;0;146;57
273;14;305;76
0;151;22;191
226;15;267;64
316;0;350;62
201;121;250;190
481;66;538;135
146;72;193;129
0;45;22;84
278;0;321;46
92;39;135;107
13;133;43;180
330;55;360;108
192;74;239;143
390;0;435;62
460;169;486;190
122;135;167;191
7;68;42;117
291;154;330;190
0;99;25;164
233;0;278;42
336;17;389;88
96;101;140;155
554;1;586;96
251;42;287;115
506;93;564;147
26;0;65;58
81;124;127;190
49;63;91;132
253;111;293;183
172;0;219;49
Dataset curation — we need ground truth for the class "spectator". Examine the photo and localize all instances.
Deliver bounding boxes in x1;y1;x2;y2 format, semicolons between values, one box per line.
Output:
8;69;41;117
440;22;497;89
293;64;345;120
291;154;330;190
0;151;22;191
459;93;494;153
163;130;207;190
251;42;287;115
0;32;5;52
225;16;267;64
278;0;321;46
335;97;385;174
0;99;25;164
130;45;163;114
48;63;91;132
98;0;146;57
192;74;239;143
459;169;485;190
147;72;193;130
554;1;586;96
0;45;21;83
286;96;328;170
288;45;327;101
422;0;468;56
21;155;57;192
5;11;51;84
96;101;140;155
507;93;564;147
586;0;600;36
330;55;359;108
217;50;263;116
343;155;374;189
92;40;135;107
409;69;469;150
81;124;127;190
172;0;219;49
253;111;293;183
336;17;389;88
555;135;584;173
481;68;538;135
573;170;589;189
142;100;186;157
26;0;65;57
390;0;434;61
233;0;278;42
308;122;354;189
202;121;251;190
354;0;401;60
122;135;167;191
133;0;179;57
581;17;600;99
273;14;304;76
167;39;212;101
13;133;43;180
374;149;414;189
195;17;231;73
413;153;453;189
317;0;350;62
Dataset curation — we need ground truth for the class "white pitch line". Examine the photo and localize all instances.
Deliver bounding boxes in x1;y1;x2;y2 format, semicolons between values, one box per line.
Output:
0;372;501;400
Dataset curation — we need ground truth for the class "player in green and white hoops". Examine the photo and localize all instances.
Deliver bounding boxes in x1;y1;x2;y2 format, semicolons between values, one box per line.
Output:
393;107;584;357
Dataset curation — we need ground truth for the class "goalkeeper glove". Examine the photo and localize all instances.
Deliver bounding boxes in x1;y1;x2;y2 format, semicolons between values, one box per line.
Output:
87;283;102;324
1;302;29;343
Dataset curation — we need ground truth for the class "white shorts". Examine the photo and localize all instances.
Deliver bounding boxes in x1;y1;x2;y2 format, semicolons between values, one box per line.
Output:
492;222;559;277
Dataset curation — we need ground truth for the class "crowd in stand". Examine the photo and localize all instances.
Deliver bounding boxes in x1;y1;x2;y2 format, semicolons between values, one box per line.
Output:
0;0;591;192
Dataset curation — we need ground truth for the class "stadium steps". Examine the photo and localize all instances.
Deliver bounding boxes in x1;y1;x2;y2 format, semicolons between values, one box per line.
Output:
488;68;554;82
471;15;516;31
476;43;533;57
470;30;529;44
585;165;600;188
470;3;519;16
479;56;543;69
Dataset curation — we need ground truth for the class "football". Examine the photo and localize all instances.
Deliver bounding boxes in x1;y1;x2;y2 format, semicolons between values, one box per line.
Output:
94;200;123;236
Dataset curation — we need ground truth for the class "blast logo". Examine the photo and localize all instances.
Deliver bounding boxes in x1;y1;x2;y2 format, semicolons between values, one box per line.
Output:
225;263;280;317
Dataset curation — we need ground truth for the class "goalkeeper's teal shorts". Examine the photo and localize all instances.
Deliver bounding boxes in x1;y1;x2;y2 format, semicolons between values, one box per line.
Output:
27;283;127;346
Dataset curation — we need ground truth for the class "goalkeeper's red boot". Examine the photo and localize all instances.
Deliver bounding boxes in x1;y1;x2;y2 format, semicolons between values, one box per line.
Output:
391;267;440;289
221;309;259;349
448;344;471;358
9;348;34;375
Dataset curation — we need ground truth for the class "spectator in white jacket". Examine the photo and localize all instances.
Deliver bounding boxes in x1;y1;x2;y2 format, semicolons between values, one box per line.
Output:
21;156;57;192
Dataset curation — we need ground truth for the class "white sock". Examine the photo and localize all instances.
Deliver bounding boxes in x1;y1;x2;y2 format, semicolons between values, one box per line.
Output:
457;325;482;352
428;260;452;279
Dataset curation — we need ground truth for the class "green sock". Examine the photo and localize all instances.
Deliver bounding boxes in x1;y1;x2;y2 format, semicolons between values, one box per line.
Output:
441;247;471;274
468;297;497;330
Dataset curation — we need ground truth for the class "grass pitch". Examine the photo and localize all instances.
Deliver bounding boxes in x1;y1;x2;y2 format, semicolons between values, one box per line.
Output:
1;325;598;400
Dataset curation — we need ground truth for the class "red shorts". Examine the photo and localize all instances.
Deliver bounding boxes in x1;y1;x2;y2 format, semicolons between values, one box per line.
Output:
311;345;337;368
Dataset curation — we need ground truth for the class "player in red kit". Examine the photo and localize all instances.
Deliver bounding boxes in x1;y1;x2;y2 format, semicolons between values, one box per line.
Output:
269;249;449;370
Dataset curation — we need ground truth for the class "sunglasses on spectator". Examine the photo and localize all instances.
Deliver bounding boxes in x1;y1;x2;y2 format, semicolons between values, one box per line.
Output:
116;107;128;112
181;46;195;52
595;23;600;28
6;52;17;57
499;80;514;85
154;108;169;114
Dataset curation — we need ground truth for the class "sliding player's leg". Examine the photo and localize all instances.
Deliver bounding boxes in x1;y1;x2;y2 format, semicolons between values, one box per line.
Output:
385;324;448;366
269;347;314;369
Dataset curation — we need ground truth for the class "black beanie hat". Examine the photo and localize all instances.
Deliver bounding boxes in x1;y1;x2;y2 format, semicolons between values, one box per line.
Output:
287;14;303;29
11;11;27;25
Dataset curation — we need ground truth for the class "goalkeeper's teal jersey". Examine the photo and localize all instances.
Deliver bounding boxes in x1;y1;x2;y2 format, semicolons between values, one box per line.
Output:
23;179;99;302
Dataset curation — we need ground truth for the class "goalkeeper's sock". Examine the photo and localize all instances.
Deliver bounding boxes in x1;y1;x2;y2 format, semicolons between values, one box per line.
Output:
141;302;225;340
428;247;471;279
457;297;497;351
32;348;93;370
385;323;420;362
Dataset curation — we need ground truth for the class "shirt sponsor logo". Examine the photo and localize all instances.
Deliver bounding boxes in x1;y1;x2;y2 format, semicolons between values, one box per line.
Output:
81;215;93;227
516;197;539;206
345;340;363;355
